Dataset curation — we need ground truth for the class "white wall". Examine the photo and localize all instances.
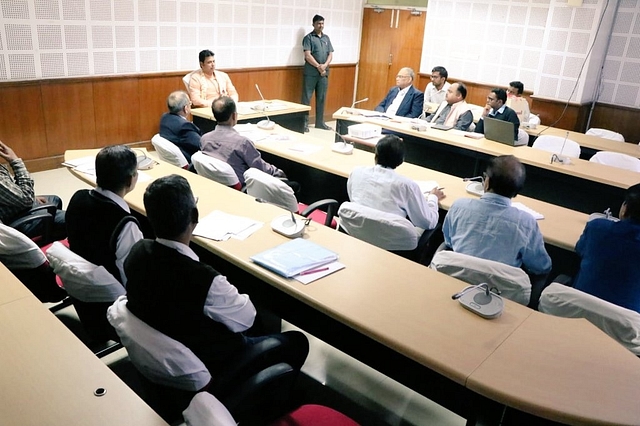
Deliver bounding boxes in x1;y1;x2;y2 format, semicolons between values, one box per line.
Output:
420;0;616;105
0;0;364;81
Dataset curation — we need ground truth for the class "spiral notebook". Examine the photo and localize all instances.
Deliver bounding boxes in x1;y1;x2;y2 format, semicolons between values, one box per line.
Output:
250;238;339;278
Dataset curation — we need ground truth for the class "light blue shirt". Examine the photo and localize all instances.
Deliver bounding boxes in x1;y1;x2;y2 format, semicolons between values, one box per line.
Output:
443;192;551;275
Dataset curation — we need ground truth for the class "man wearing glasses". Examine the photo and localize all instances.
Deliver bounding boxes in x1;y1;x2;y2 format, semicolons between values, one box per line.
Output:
474;88;520;141
374;67;424;118
423;66;450;111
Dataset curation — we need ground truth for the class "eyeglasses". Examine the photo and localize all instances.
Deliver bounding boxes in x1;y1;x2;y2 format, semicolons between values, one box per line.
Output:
396;75;410;79
430;75;441;79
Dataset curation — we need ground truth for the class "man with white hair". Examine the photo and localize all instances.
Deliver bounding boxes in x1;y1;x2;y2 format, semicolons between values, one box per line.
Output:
374;67;424;118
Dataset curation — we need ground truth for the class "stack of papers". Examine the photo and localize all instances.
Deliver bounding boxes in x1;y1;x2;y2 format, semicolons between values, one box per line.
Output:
512;202;544;220
193;210;263;241
251;238;339;278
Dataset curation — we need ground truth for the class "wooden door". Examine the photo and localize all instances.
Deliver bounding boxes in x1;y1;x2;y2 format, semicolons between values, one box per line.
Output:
356;8;426;111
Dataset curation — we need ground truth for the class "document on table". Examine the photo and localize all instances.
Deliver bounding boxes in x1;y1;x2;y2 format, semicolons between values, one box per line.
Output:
295;261;346;284
288;144;323;155
416;180;438;195
512;202;544;220
234;124;270;142
193;210;263;241
251;238;339;278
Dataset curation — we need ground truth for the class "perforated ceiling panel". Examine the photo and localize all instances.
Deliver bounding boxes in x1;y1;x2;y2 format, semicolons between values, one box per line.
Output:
1;0;362;81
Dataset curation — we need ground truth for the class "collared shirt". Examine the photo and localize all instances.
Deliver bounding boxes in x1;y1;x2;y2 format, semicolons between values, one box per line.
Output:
489;104;506;117
188;69;239;107
155;238;256;332
200;124;280;185
386;86;410;116
347;164;439;230
95;187;143;286
424;81;450;105
0;158;35;223
574;218;640;313
302;31;334;75
443;192;551;275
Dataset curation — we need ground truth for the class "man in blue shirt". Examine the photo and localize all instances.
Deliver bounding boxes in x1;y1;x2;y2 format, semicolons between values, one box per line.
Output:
443;155;551;277
573;183;640;313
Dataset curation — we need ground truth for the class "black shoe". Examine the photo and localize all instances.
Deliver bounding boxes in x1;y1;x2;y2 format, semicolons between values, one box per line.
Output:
315;123;332;131
304;126;309;133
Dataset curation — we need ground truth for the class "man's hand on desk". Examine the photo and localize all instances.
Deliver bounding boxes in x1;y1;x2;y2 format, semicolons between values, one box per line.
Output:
430;187;446;201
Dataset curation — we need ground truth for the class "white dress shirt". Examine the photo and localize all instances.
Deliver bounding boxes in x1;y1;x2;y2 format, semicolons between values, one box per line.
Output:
386;86;410;116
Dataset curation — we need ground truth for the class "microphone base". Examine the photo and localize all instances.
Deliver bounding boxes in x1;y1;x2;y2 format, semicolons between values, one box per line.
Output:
331;142;353;155
257;120;275;130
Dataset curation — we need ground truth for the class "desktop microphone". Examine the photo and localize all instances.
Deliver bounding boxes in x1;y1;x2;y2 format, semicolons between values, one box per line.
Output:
254;84;275;130
350;97;369;109
331;129;354;155
551;131;571;165
463;176;484;196
463;176;484;183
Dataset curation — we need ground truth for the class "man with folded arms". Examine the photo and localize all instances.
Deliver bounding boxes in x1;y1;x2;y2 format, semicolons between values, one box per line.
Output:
427;82;473;131
374;67;424;118
474;88;520;141
124;174;309;386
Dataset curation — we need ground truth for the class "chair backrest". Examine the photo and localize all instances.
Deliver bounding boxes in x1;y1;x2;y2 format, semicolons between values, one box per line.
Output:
182;71;195;92
430;250;531;306
589;151;640;172
244;168;298;212
151;134;189;169
532;135;581;158
338;201;418;251
517;128;529;146
45;241;125;303
107;295;212;391
586;128;624;142
0;222;47;270
183;392;236;426
539;283;640;355
191;151;241;189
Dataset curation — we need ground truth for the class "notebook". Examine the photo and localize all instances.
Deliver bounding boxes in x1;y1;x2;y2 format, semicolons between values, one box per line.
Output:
250;238;339;278
483;117;526;146
431;123;453;131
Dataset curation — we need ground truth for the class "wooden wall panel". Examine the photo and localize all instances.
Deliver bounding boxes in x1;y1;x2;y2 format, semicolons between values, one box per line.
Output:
0;85;47;160
93;78;141;146
589;103;640;143
41;81;96;154
137;75;184;140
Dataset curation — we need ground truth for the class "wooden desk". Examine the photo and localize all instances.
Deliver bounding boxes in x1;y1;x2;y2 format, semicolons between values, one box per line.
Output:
0;263;168;426
64;150;640;425
248;126;587;253
333;108;637;213
525;126;640;160
191;100;310;134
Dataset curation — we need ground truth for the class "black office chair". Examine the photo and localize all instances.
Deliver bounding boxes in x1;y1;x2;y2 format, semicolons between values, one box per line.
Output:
8;203;58;247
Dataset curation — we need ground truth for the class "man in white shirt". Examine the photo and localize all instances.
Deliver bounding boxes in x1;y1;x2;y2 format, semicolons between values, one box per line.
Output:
374;67;424;118
423;66;450;112
347;134;445;232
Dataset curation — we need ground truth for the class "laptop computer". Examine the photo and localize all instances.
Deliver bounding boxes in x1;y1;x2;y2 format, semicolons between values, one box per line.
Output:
483;117;525;146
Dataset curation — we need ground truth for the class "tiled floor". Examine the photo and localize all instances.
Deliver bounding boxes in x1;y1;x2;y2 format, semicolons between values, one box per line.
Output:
34;126;464;425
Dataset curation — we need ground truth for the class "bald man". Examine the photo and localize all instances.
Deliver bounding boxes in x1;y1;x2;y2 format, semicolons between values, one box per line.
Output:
374;67;424;118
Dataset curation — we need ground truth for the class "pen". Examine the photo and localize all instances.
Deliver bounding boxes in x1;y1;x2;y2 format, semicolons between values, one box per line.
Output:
299;267;329;276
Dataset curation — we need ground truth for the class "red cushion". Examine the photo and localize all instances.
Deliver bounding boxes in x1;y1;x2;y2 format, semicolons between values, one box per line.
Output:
269;404;359;426
298;204;337;229
41;239;69;288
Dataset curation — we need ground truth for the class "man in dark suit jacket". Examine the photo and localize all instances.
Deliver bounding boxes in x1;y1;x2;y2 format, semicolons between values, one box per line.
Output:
159;91;202;163
374;67;424;118
474;88;520;140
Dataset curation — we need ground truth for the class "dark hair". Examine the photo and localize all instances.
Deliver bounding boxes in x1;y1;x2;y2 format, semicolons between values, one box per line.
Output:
492;88;507;104
95;145;137;192
456;82;467;99
624;183;640;220
432;66;448;80
313;14;324;23
375;135;405;169
509;81;524;95
199;49;214;63
143;175;197;239
485;155;526;198
212;96;236;122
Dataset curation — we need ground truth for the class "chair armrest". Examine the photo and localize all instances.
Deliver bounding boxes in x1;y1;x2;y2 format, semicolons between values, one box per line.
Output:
8;211;54;245
8;210;52;229
25;203;58;217
300;199;339;227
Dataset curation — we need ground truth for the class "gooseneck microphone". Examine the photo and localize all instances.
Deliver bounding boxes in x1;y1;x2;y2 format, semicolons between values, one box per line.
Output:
255;84;274;130
350;97;369;108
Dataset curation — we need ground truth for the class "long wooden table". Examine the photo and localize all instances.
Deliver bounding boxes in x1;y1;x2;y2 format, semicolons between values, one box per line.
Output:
0;263;168;426
64;149;640;425
191;100;310;134
333;107;639;213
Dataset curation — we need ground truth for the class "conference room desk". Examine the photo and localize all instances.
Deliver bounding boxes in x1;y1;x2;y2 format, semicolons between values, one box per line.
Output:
191;100;310;134
0;263;168;426
333;107;639;213
63;150;640;425
249;125;587;253
524;125;640;159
